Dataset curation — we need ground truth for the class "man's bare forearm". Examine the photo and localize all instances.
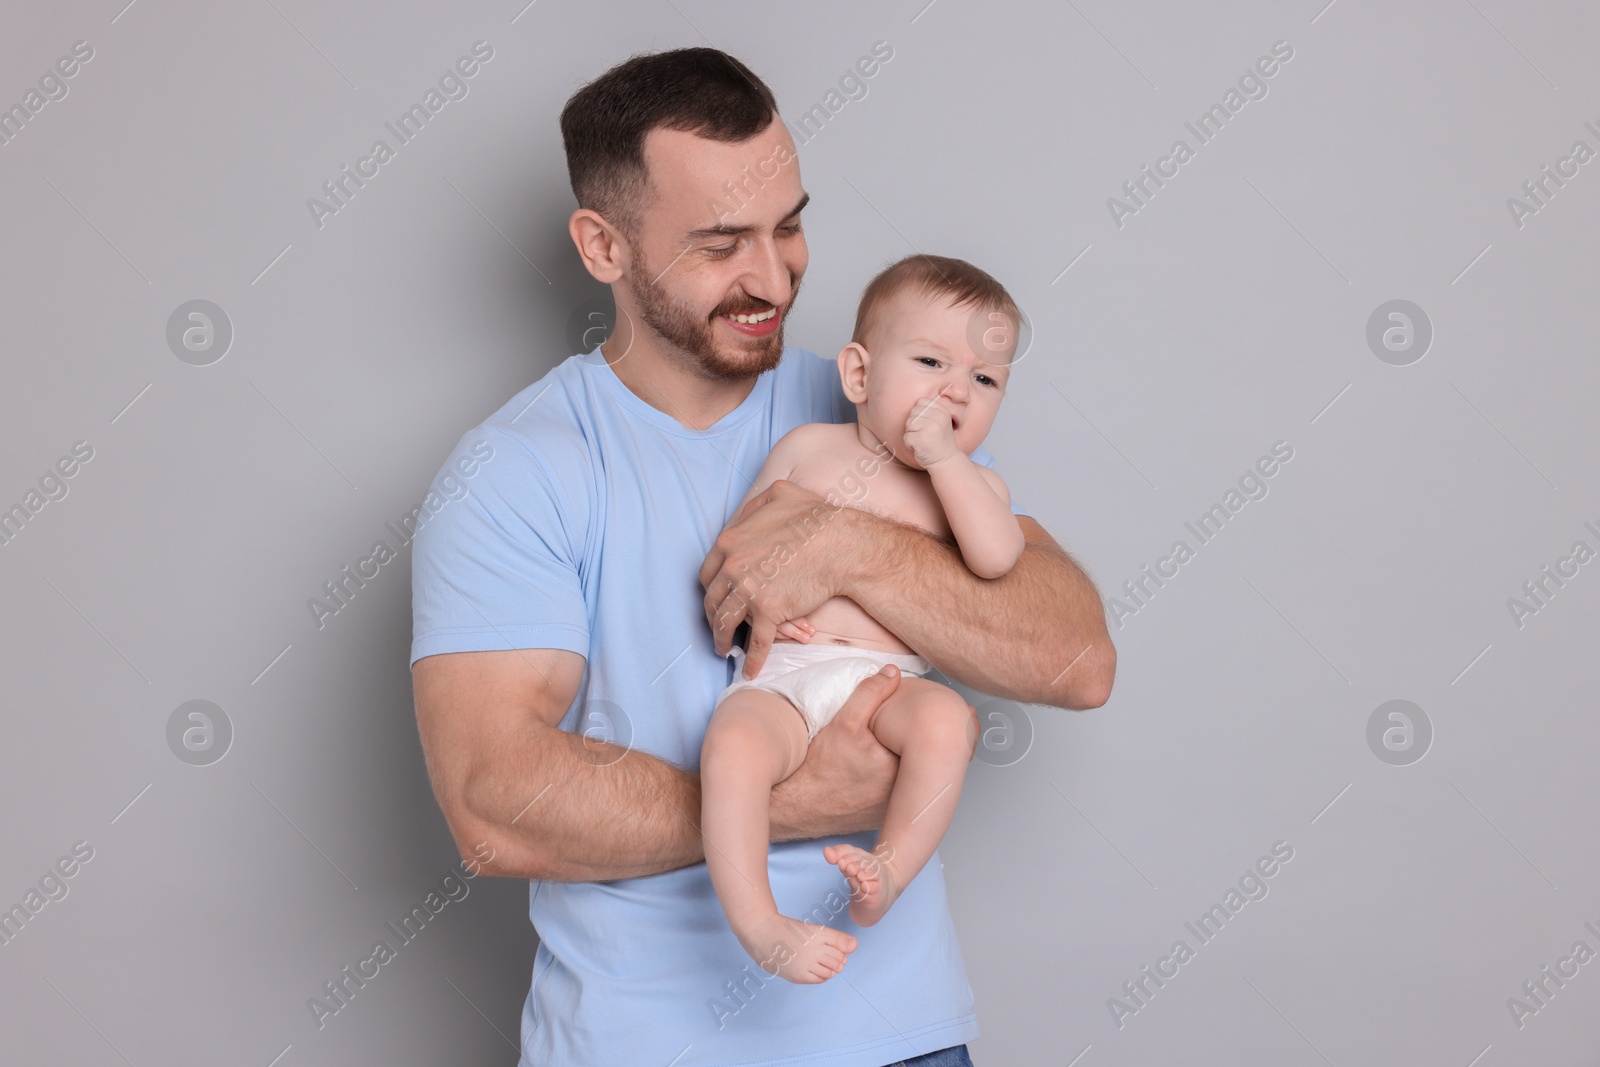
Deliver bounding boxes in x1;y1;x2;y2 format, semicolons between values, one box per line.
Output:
466;726;829;881
837;509;1115;708
463;724;704;882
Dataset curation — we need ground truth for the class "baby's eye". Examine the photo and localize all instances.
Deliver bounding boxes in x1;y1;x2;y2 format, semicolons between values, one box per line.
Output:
917;357;940;367
976;374;998;387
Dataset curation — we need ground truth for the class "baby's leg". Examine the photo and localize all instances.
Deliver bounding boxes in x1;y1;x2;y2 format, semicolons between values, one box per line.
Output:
823;677;978;927
701;688;860;983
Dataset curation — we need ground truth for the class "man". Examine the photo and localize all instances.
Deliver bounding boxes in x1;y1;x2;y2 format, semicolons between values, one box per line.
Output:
411;47;1114;1067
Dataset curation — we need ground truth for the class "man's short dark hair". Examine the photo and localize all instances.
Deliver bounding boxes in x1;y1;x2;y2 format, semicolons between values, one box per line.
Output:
560;48;779;239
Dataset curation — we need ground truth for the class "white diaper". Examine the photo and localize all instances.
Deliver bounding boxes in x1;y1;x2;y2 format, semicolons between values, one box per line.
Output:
716;641;932;741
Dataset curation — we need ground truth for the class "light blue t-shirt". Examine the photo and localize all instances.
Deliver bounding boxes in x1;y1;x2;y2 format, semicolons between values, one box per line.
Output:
411;346;1029;1067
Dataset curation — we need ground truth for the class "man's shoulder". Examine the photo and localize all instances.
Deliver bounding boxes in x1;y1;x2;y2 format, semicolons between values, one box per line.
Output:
783;344;838;384
425;357;595;513
777;345;851;426
473;356;591;462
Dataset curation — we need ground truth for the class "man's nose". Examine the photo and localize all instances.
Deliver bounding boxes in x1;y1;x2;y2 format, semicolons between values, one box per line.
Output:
740;238;792;306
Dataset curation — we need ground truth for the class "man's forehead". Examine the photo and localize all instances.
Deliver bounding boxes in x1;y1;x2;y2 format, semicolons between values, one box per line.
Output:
640;123;798;213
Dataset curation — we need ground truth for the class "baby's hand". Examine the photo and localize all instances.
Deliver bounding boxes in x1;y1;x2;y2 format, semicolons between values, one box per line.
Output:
903;395;959;469
776;617;815;643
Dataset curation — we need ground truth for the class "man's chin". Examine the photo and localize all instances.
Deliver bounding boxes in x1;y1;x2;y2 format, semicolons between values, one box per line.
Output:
705;330;785;376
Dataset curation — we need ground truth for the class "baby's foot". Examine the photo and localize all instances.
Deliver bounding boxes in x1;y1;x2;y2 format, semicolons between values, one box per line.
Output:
824;842;902;927
735;912;858;984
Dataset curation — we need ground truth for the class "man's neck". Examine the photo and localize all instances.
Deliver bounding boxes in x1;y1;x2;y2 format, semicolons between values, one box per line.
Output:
602;335;758;433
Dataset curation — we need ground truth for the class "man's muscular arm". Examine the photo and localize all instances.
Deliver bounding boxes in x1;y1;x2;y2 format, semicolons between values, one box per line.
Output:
413;646;906;880
843;508;1115;708
702;480;1115;709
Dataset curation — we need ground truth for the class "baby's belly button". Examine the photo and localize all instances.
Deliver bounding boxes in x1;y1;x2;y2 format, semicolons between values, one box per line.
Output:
805;626;911;655
799;625;868;646
806;601;906;650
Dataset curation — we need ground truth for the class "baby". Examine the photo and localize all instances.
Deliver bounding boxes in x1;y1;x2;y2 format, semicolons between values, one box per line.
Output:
699;254;1026;984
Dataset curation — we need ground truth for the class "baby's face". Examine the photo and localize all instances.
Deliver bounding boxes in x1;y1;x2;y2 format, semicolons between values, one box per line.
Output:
847;288;1014;469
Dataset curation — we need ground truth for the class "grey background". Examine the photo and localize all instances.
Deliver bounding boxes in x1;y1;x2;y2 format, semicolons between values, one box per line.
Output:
2;0;1596;1063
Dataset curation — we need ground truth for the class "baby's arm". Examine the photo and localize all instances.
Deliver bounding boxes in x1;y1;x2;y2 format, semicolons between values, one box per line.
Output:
903;395;1025;579
926;458;1025;579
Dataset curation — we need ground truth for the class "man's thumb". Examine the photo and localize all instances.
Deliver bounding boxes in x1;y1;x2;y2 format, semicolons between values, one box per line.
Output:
836;663;901;730
860;662;900;696
845;662;899;713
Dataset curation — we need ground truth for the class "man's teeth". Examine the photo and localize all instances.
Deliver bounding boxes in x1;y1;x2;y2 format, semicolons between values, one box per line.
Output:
727;308;776;324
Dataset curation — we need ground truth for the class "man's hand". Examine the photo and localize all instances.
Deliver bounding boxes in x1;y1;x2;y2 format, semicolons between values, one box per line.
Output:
700;479;855;678
770;664;919;842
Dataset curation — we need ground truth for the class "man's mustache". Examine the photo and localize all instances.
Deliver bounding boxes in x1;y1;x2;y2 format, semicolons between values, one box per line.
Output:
711;300;780;318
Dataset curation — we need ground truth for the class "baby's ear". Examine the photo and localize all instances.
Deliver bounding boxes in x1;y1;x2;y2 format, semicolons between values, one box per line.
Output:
837;342;869;402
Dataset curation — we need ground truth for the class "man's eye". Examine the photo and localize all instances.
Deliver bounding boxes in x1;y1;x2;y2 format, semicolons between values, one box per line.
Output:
779;223;803;235
705;244;737;259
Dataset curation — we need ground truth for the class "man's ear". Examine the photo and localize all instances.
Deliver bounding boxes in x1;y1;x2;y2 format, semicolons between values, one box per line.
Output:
568;208;629;284
838;342;870;403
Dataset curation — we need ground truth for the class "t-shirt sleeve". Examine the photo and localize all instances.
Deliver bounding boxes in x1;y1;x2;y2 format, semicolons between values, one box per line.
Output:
409;423;591;669
968;442;1031;519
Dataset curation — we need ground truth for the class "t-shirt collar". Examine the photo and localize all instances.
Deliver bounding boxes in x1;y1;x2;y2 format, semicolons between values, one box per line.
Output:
581;346;775;439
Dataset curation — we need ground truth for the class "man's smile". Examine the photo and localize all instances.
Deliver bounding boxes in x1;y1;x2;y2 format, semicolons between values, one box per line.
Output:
719;305;782;337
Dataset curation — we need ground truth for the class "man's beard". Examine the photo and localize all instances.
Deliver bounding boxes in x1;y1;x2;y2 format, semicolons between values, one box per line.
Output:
628;255;798;383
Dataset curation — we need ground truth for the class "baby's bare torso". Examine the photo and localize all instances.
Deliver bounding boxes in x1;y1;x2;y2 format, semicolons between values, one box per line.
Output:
782;423;955;655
